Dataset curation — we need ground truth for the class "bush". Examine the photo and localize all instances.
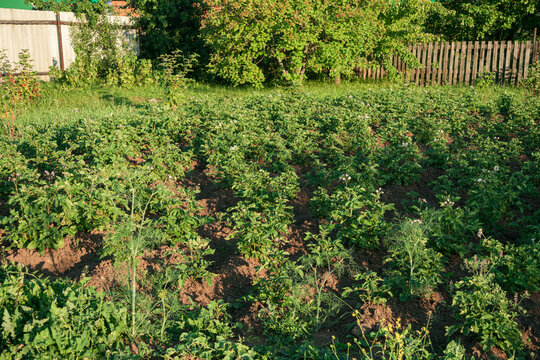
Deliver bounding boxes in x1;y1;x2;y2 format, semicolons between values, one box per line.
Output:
0;50;40;138
200;0;433;86
51;13;156;87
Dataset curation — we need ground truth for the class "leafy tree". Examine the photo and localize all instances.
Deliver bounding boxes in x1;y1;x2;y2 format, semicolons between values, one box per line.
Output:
200;0;434;87
125;0;210;78
426;0;539;40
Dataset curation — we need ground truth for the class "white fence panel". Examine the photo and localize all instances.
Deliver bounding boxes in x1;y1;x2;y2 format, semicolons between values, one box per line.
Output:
0;8;138;78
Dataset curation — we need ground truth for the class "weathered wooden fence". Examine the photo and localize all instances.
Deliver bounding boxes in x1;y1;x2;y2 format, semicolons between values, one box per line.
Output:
0;8;138;78
358;39;539;86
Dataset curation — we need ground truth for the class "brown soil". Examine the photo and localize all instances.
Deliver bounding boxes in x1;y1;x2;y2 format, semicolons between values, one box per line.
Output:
6;232;104;280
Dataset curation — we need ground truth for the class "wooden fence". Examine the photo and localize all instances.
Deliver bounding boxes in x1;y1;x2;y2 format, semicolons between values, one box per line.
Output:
358;39;539;86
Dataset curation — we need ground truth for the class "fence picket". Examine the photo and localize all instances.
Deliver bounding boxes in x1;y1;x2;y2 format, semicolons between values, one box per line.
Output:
486;41;493;74
464;42;472;84
523;41;532;80
426;42;433;85
517;41;526;84
437;42;444;84
504;40;513;83
511;41;520;84
498;41;505;82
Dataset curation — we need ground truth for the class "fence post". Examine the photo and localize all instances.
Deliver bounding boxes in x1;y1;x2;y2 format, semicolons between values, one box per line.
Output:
56;12;65;71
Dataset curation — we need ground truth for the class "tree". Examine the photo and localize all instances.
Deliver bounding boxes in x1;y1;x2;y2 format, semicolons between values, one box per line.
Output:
426;0;539;41
200;0;434;87
126;0;210;78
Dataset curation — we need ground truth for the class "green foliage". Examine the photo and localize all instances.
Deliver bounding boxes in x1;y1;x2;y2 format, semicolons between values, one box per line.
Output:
200;0;433;86
251;229;351;344
312;184;393;249
523;61;540;95
421;200;479;257
0;264;128;359
426;0;539;40
164;301;266;359
480;237;540;293
27;0;109;20
384;218;444;299
125;0;210;75
342;270;392;306
158;50;198;108
476;71;495;89
0;50;40;138
51;14;155;87
447;255;526;355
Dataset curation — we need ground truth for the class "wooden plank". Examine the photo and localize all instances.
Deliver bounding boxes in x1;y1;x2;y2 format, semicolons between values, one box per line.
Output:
440;42;447;84
0;19;134;28
517;41;526;84
511;41;520;84
452;42;460;85
420;43;425;85
421;43;428;85
56;13;65;71
478;41;486;75
464;41;474;84
453;42;460;84
459;41;467;83
415;44;423;84
431;42;438;85
504;40;512;83
410;44;418;84
498;41;505;82
523;41;532;80
471;41;480;83
437;42;444;84
446;42;453;84
425;42;433;85
486;41;493;74
492;41;499;80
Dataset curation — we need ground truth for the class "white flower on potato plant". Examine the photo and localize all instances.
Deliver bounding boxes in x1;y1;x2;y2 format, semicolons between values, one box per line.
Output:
400;142;409;148
375;187;384;195
44;170;55;181
230;145;238;151
441;198;454;207
475;178;486;183
419;198;428;204
411;219;422;224
477;228;483;238
493;165;499;172
339;173;351;182
349;95;353;99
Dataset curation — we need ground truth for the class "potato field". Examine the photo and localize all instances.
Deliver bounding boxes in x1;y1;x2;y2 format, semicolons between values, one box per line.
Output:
0;84;539;359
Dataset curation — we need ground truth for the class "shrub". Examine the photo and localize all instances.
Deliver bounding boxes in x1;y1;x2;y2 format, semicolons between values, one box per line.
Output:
0;50;40;138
